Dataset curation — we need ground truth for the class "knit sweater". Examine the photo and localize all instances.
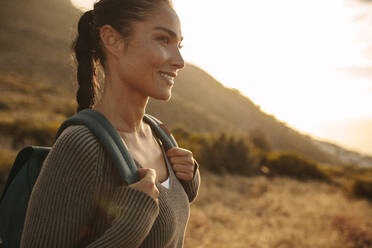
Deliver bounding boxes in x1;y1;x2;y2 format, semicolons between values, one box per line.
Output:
20;125;200;248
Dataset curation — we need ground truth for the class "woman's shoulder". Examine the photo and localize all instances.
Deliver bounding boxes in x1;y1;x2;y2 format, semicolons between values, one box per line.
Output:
49;125;103;166
34;125;104;193
57;124;94;141
56;125;99;149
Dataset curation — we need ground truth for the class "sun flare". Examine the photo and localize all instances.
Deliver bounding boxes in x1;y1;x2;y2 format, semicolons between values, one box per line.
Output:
70;0;94;11
70;0;372;154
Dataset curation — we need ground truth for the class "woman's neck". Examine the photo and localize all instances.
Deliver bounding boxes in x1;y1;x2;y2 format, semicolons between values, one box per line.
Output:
93;76;149;135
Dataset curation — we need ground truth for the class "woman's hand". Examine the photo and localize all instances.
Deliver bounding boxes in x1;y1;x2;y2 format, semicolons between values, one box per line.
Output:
129;168;160;204
166;147;195;181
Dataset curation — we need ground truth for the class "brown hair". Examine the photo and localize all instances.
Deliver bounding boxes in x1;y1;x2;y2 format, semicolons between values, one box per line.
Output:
71;0;173;112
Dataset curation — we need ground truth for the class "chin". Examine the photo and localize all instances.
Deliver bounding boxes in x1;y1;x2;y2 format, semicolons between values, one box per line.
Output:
152;90;172;101
160;93;172;102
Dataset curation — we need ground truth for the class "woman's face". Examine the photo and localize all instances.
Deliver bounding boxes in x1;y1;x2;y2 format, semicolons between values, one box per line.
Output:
116;2;184;101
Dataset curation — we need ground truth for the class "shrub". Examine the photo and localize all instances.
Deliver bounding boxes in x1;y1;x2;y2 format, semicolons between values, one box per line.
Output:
351;178;372;201
263;152;330;182
172;126;191;141
200;133;259;176
0;101;10;110
0;114;63;149
171;126;210;164
53;101;76;118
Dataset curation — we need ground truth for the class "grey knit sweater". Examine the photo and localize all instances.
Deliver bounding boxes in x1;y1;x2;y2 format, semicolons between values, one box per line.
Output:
20;125;200;247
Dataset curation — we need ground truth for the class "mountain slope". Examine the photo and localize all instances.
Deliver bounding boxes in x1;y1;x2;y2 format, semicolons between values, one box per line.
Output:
0;0;81;85
148;64;341;164
0;0;361;165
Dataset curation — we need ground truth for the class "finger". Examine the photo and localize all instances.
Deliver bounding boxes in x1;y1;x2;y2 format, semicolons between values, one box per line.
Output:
172;163;194;174
137;168;148;179
144;168;157;183
166;147;192;157
175;171;194;181
169;156;194;166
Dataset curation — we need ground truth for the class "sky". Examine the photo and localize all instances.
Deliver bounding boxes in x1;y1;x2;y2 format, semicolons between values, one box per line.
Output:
71;0;372;155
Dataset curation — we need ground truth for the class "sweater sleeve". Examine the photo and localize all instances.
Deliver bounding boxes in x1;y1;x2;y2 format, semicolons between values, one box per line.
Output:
180;159;201;203
20;125;159;248
86;186;159;248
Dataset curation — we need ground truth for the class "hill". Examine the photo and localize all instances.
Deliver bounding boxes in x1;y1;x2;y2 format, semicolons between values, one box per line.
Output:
1;0;371;166
148;64;343;164
0;0;81;85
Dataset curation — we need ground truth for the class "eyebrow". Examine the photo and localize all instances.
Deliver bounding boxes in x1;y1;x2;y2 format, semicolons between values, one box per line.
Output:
153;26;183;42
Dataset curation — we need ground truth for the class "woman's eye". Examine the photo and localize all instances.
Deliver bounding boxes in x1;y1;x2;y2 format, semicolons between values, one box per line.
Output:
158;36;170;44
157;35;183;49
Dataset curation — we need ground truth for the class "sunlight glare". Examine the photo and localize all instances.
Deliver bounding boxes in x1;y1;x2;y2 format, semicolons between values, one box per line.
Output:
70;0;94;11
173;0;372;135
70;0;372;153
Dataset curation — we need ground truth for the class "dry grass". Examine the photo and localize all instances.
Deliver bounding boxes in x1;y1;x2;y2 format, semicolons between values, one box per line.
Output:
0;72;75;151
185;172;372;248
0;73;75;116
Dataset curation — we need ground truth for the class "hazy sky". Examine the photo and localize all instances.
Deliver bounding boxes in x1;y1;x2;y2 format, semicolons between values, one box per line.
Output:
71;0;372;154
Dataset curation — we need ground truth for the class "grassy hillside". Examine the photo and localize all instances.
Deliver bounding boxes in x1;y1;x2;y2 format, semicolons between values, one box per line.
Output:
185;172;372;248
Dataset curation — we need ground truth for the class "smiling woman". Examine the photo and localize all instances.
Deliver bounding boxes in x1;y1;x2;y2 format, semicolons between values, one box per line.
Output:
20;0;200;247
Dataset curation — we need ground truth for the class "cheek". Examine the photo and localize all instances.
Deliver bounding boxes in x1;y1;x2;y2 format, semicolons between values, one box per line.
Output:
147;44;170;69
118;42;171;89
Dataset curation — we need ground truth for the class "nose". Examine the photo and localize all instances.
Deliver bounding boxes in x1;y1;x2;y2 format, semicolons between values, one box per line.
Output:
172;48;185;70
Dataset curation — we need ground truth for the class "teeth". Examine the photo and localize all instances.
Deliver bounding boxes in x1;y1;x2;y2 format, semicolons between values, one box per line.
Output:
160;73;174;80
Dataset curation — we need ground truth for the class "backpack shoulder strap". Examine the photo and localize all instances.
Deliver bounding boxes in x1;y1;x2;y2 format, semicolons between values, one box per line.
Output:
143;114;178;151
55;109;139;185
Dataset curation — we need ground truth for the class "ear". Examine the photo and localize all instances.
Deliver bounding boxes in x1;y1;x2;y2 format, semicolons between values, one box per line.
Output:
99;24;125;60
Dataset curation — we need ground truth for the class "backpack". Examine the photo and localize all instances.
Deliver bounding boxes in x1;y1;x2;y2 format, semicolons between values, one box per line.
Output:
0;109;178;248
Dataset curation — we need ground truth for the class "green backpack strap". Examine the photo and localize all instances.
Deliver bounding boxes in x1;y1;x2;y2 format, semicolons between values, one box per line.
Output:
56;109;140;185
56;110;178;185
143;114;178;150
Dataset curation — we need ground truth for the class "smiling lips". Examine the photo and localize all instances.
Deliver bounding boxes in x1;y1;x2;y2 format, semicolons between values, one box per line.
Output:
159;71;177;85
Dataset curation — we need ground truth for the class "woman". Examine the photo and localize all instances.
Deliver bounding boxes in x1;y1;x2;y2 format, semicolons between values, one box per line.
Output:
20;0;200;247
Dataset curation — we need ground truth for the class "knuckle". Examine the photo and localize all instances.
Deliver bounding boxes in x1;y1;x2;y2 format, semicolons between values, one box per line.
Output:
143;180;154;189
